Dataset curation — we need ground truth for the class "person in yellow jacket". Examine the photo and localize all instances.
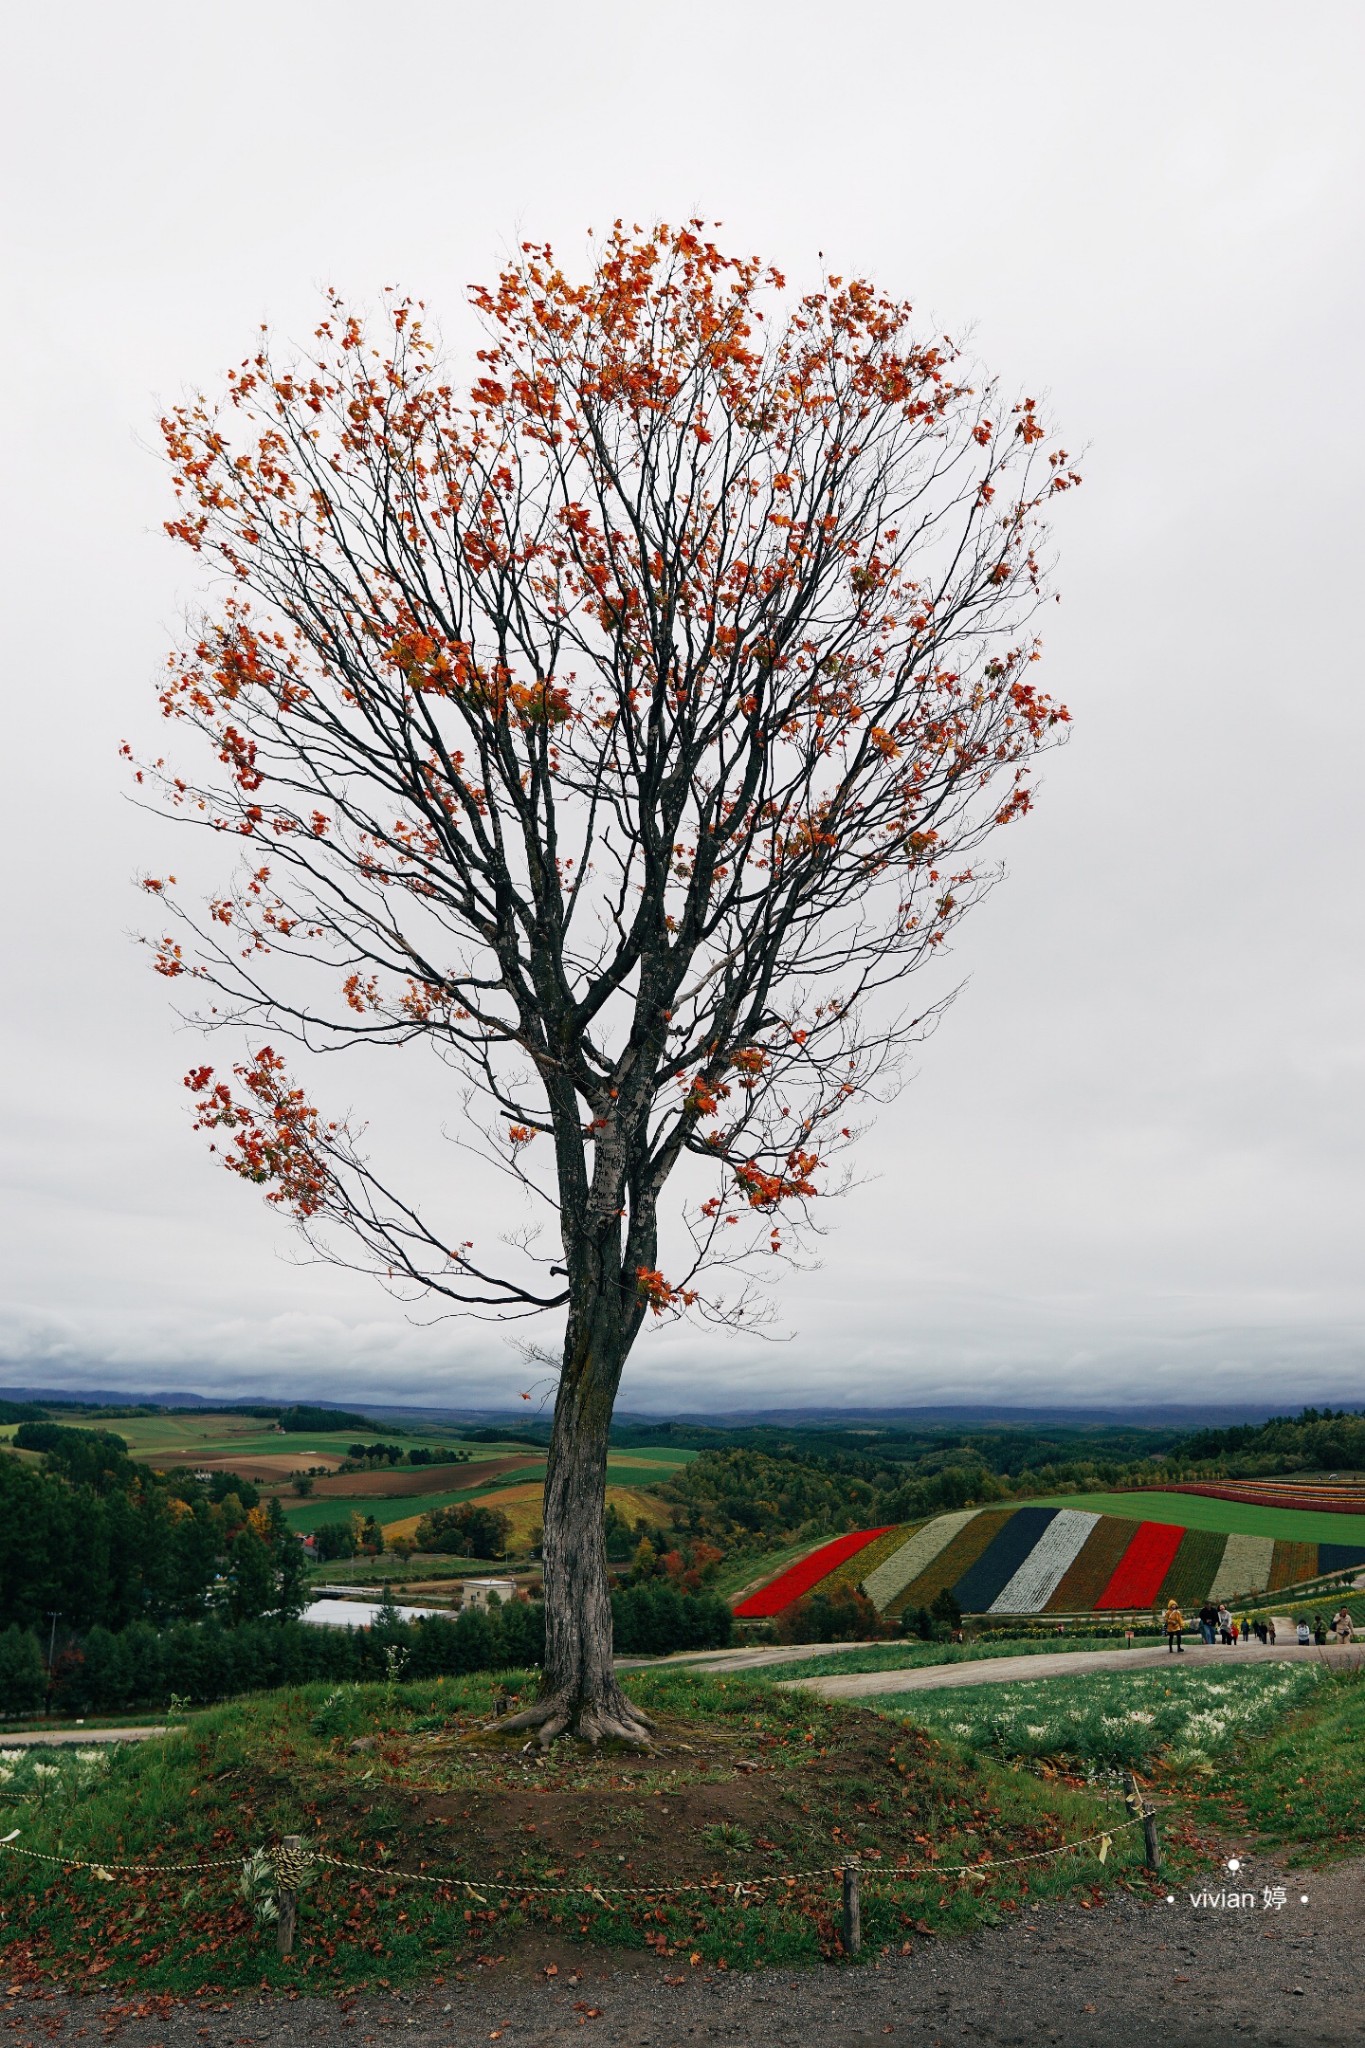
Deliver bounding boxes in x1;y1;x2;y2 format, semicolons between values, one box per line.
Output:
1164;1598;1186;1653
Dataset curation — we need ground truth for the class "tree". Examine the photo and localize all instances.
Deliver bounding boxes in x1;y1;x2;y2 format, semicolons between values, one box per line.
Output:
0;1626;45;1715
140;224;1076;1745
267;1497;310;1618
774;1581;883;1644
414;1502;511;1559
312;1519;358;1563
226;1527;274;1623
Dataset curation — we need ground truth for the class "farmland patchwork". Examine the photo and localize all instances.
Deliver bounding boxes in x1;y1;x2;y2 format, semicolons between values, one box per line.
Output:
730;1503;1365;1618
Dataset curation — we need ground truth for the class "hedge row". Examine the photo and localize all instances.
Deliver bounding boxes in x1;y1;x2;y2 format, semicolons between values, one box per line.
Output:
0;1583;732;1717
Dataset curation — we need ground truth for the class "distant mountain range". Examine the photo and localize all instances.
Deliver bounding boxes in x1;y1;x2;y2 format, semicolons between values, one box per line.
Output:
1;1385;1359;1429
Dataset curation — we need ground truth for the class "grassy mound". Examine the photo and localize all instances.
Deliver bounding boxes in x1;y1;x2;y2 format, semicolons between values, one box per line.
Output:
0;1671;1144;1994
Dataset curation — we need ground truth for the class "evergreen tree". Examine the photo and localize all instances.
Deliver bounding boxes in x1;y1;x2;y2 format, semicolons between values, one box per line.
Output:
227;1528;275;1623
0;1626;45;1714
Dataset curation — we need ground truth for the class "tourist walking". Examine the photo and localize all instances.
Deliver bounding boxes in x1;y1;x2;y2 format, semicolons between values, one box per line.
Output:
1165;1598;1186;1652
1333;1606;1355;1643
1313;1614;1328;1646
1217;1603;1233;1644
1198;1601;1217;1646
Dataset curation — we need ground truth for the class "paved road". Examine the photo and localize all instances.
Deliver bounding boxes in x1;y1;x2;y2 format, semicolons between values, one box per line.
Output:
784;1637;1364;1700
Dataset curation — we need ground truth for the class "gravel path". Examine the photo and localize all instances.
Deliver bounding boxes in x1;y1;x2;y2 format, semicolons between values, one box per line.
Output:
615;1640;850;1673
0;1725;169;1748
9;1852;1360;2046
785;1639;1364;1700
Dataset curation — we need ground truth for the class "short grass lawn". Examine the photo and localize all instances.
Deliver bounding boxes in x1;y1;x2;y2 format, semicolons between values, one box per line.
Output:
0;1671;1154;1994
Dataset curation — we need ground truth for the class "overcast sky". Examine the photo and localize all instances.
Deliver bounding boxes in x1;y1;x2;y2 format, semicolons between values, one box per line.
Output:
2;3;1362;1415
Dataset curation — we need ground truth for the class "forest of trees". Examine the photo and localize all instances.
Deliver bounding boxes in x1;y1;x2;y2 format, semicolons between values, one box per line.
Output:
1169;1408;1365;1474
660;1445;1053;1555
0;1423;304;1633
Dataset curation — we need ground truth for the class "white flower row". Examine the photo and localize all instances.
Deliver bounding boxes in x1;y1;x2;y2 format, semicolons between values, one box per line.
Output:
988;1510;1100;1614
861;1508;982;1611
1209;1533;1275;1602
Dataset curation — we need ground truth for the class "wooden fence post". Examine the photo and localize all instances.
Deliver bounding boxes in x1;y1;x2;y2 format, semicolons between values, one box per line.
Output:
276;1835;302;1956
1123;1773;1162;1876
841;1857;861;1956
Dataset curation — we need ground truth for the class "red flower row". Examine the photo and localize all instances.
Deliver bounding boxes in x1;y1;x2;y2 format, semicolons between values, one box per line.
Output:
733;1527;892;1617
1096;1520;1185;1609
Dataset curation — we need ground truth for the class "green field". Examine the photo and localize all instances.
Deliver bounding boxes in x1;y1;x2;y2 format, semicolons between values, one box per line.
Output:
1031;1489;1365;1544
1;1411;699;1481
282;1473;547;1534
753;1634;1162;1682
607;1443;698;1464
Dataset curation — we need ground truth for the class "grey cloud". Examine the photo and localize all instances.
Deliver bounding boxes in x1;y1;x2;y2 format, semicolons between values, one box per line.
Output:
1;3;1361;1414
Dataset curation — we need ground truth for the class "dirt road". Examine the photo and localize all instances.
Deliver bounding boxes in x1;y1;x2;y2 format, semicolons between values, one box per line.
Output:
621;1634;1364;1695
784;1638;1364;1700
11;1852;1361;2046
0;1724;169;1748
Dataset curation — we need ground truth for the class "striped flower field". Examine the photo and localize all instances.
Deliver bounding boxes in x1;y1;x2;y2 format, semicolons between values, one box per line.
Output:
730;1503;1365;1619
1129;1480;1365;1516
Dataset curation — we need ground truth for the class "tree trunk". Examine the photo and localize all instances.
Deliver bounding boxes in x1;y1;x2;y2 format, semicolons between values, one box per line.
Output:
497;1308;653;1749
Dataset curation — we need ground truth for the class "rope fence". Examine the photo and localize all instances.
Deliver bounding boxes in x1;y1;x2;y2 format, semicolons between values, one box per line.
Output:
0;1779;1164;1959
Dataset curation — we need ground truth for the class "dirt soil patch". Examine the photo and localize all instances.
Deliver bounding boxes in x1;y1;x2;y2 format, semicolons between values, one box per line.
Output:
14;1854;1362;2045
305;1455;531;1499
142;1451;347;1481
385;1480;669;1546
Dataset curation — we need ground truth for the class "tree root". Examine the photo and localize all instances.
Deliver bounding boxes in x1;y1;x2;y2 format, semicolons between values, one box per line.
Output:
492;1690;655;1751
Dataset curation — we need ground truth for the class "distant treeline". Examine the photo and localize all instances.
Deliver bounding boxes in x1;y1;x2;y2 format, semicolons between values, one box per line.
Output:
1170;1408;1365;1475
658;1445;1137;1555
223;1405;385;1434
0;1580;732;1716
0;1401;51;1425
0;1401;384;1432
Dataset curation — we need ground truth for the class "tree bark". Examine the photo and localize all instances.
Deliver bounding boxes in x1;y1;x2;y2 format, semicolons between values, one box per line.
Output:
498;1287;654;1748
